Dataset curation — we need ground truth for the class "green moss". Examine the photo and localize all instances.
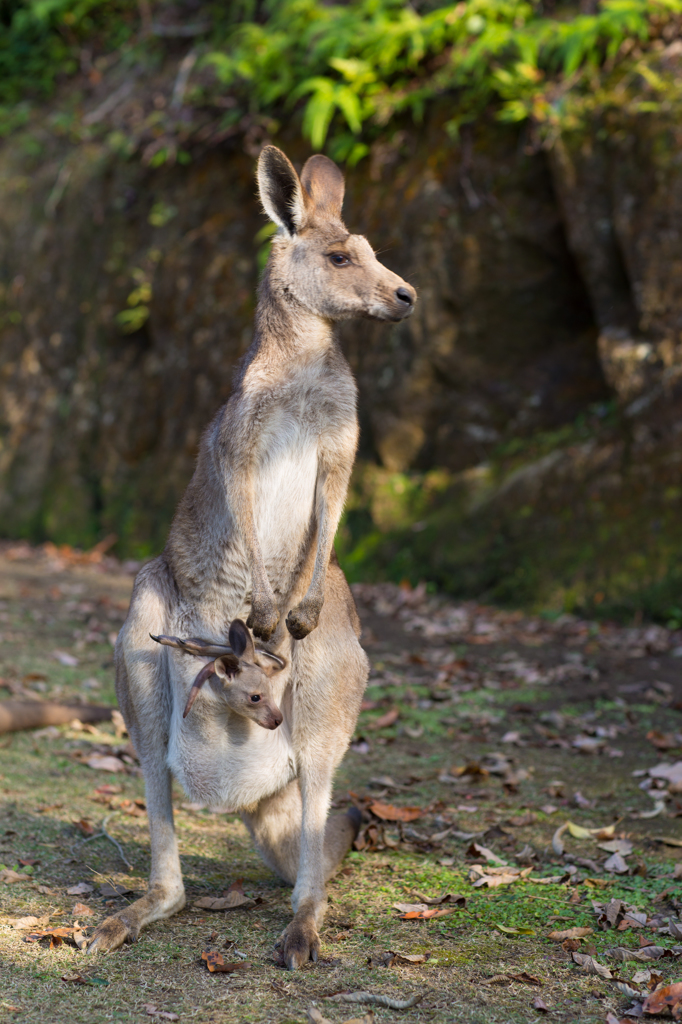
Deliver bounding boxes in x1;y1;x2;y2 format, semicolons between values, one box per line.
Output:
336;401;682;623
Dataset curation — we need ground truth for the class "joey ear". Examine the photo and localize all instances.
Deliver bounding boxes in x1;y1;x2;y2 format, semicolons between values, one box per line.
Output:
228;619;255;660
300;154;345;221
257;146;306;236
214;654;240;681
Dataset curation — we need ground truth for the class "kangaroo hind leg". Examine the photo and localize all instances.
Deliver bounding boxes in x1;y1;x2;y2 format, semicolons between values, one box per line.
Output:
241;781;360;887
241;780;360;969
89;567;186;952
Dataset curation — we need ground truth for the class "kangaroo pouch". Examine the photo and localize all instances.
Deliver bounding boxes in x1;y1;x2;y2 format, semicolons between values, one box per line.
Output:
167;701;297;811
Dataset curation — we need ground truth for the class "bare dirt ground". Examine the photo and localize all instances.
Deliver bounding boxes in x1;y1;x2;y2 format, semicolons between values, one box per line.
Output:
0;540;681;1024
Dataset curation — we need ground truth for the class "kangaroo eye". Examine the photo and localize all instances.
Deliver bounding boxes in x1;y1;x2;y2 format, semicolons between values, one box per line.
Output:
250;694;261;703
329;253;350;267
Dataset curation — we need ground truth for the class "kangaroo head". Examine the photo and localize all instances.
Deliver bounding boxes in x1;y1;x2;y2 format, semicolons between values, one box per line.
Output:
257;146;417;323
213;620;284;730
180;620;285;729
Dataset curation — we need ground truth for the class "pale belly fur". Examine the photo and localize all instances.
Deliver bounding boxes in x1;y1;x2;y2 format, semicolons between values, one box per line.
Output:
167;689;297;809
253;439;318;571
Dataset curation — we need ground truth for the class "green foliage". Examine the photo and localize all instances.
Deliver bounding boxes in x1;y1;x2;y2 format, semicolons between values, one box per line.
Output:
1;1;680;152
0;0;136;108
200;0;682;151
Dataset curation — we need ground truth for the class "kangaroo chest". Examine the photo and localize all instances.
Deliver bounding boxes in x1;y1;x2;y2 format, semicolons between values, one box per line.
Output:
248;364;356;572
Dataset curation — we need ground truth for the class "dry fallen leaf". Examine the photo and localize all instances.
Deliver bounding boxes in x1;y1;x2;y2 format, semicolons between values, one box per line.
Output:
653;836;682;848
393;903;456;920
25;926;80;950
72;902;94;917
99;882;133;897
642;982;682;1017
0;869;29;884
86;755;126;773
367;801;424;823
468;865;533;888
193;893;253;911
646;730;682;751
367;708;399;730
10;915;49;930
67;882;94;896
193;891;256;911
598;839;634;856
571;952;613;979
450;762;489;778
548;927;593;941
308;1009;374;1024
466;842;508;866
507;812;538;827
533;996;549;1012
608;945;678;962
409;891;466;907
201;950;250;973
603;852;630;874
143;1005;180;1021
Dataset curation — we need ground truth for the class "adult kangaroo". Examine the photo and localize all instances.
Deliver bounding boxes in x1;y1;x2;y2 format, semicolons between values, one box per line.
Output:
87;146;416;969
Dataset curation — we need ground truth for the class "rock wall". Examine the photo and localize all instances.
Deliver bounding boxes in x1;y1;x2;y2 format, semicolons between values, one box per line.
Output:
0;109;609;556
4;74;682;618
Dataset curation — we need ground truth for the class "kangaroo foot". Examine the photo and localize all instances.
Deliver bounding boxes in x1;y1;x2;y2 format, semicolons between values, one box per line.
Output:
87;887;185;953
87;910;141;953
247;602;280;642
276;913;321;970
286;600;322;640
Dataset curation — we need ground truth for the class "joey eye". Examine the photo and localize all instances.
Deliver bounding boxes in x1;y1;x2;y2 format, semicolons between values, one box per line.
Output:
250;694;261;703
329;253;350;267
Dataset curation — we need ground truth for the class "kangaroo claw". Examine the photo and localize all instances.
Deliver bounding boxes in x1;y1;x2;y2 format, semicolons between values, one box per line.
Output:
87;913;138;953
277;917;321;970
247;604;280;642
286;602;321;640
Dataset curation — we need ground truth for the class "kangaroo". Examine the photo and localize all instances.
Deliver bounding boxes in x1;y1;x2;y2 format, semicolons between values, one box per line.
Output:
87;146;416;968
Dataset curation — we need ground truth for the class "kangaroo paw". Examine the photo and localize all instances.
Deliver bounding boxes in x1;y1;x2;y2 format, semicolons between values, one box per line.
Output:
87;911;140;953
286;602;321;641
247;604;280;642
277;916;321;971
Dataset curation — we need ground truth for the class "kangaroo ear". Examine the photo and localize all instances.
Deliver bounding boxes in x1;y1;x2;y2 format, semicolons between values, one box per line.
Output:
300;154;345;221
214;654;240;681
257;146;307;236
228;619;255;660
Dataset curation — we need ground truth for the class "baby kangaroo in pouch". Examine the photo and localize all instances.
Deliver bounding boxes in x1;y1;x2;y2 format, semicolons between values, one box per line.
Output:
88;145;416;968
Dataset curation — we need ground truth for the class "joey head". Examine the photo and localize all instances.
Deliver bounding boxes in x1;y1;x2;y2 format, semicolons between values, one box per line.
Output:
211;621;284;731
153;619;285;726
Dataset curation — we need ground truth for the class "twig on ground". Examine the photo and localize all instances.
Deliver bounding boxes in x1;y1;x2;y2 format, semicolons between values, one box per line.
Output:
73;815;133;870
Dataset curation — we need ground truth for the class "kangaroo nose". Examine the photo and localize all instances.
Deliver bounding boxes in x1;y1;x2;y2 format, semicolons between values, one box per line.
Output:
395;286;415;307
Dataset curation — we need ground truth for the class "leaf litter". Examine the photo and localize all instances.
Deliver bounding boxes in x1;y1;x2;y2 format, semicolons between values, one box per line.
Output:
201;950;251;973
193;878;259;911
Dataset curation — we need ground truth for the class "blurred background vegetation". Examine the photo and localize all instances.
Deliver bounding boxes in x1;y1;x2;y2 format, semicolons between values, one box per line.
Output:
2;0;682;623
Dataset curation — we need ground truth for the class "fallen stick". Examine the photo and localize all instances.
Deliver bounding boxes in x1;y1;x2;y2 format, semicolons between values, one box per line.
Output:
0;701;114;734
326;992;423;1010
75;815;133;870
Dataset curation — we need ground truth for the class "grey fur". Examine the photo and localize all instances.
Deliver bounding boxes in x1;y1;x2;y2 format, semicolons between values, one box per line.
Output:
86;147;416;968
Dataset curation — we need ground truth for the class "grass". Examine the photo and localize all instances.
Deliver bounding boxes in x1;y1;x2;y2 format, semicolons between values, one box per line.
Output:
0;545;680;1022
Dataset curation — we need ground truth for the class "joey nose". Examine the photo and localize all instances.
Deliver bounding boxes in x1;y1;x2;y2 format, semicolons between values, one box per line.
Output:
395;285;416;310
